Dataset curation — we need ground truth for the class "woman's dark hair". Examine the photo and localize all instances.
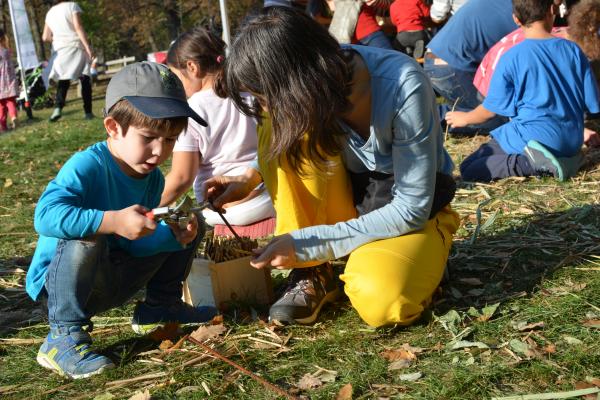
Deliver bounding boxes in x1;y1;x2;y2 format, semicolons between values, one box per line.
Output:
167;27;227;97
225;6;352;174
513;0;555;26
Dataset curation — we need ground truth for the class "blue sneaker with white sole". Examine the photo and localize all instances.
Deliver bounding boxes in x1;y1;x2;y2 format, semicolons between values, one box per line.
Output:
524;140;582;181
131;301;218;334
36;326;114;379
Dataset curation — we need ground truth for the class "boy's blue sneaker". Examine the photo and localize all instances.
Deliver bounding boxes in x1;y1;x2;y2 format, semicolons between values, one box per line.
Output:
131;301;218;334
36;326;114;379
524;140;565;181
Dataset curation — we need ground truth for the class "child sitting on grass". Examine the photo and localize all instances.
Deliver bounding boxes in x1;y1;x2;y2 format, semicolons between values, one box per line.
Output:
26;62;216;379
446;0;600;182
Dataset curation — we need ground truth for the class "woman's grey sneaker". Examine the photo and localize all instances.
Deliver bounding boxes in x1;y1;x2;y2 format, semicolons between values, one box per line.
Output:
84;112;95;120
269;263;339;325
49;107;62;122
36;325;114;379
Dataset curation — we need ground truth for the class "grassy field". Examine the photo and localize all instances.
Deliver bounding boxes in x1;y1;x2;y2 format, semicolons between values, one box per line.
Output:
0;94;599;400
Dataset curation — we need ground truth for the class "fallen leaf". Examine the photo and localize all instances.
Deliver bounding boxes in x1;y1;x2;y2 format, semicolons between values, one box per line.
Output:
210;315;224;325
190;324;226;342
449;340;490;351
297;374;323;390
459;277;483;286
511;321;545;332
562;335;583;345
4;179;12;188
583;320;600;329
509;339;535;358
93;393;116;400
398;372;423;382
587;377;600;387
575;382;599;400
380;349;417;362
400;343;424;354
336;383;353;400
477;303;500;322
313;367;338;383
159;340;174;351
388;359;413;370
128;390;151;400
148;322;180;341
542;344;557;354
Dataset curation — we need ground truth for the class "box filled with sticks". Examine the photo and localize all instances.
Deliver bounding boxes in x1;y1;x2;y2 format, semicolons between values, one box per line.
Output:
183;234;273;309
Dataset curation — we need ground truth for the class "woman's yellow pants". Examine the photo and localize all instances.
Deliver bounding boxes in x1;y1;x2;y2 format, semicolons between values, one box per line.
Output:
257;118;460;327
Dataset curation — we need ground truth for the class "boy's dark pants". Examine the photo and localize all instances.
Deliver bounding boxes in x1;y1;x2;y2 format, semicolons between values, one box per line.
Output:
460;138;536;182
44;234;201;329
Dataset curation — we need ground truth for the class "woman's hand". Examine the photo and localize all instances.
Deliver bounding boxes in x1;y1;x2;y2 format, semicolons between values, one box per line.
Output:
202;167;263;210
250;234;297;269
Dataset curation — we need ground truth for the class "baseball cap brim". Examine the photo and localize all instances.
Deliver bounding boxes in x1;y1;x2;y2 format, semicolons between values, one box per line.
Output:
124;96;207;127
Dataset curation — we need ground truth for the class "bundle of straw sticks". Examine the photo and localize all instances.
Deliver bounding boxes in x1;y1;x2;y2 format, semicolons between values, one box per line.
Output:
202;235;258;263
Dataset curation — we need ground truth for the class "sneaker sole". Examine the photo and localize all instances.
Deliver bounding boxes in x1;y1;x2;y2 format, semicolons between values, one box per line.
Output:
525;140;565;181
131;322;164;335
36;353;114;379
270;287;340;325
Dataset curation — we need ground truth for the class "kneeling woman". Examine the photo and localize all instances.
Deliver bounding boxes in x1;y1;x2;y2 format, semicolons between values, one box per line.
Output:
205;7;459;327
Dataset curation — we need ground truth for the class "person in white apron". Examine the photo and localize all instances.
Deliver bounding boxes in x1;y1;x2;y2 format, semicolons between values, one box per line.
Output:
43;1;94;122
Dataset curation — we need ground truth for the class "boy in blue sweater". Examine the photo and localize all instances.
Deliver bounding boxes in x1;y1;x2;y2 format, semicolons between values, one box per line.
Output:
446;0;600;182
26;62;216;379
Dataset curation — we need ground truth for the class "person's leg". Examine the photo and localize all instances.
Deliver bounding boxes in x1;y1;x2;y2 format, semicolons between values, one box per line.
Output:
202;189;276;226
128;231;217;334
340;206;460;327
358;30;393;50
51;80;71;122
80;75;93;117
39;237;115;379
0;98;7;131
256;115;357;323
6;97;17;129
460;138;536;182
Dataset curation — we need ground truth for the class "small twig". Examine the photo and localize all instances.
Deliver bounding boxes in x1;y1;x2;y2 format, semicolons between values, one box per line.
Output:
491;387;600;400
444;97;461;142
188;336;297;399
105;372;167;387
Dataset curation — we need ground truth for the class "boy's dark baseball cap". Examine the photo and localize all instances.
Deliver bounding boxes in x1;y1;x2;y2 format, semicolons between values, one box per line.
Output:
104;61;207;126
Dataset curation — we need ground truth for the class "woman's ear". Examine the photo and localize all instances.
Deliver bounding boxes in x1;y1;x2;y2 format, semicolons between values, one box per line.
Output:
187;60;200;78
104;116;122;139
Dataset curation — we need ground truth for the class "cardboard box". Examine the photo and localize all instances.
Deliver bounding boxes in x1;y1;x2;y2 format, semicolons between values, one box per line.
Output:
183;256;273;309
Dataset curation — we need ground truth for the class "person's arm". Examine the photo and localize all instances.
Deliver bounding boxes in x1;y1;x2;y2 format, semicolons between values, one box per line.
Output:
446;104;496;128
203;165;263;210
161;151;200;206
430;0;451;23
42;23;53;42
72;10;93;60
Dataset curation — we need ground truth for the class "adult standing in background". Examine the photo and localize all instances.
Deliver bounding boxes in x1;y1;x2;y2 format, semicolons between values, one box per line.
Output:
429;0;469;23
424;0;517;132
43;1;94;122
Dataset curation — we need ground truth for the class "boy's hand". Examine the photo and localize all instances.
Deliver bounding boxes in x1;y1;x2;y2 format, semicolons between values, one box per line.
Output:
584;127;600;148
445;111;470;128
101;205;156;240
250;234;297;269
168;213;198;246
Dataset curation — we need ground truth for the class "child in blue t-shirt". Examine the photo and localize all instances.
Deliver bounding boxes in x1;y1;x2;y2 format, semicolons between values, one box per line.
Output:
446;0;600;182
27;62;217;379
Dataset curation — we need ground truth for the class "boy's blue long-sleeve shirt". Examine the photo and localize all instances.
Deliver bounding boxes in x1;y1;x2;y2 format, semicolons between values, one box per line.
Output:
26;141;183;301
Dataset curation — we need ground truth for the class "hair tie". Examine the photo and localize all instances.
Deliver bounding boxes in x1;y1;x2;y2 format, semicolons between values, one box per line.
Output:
216;55;224;64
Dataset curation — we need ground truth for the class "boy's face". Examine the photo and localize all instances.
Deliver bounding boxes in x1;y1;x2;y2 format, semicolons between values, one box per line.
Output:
104;117;178;178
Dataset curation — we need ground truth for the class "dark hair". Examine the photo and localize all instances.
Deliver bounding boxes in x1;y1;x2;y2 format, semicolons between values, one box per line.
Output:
167;27;227;97
513;0;554;26
568;0;600;61
108;99;188;137
225;7;352;174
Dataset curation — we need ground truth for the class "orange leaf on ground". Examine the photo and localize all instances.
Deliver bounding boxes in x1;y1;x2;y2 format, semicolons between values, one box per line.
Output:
336;383;353;400
190;324;226;342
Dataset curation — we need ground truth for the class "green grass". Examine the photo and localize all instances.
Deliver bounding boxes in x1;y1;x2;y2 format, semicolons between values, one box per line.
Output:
0;95;599;399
